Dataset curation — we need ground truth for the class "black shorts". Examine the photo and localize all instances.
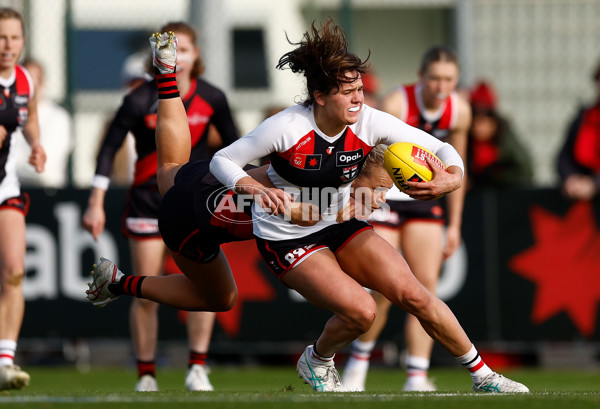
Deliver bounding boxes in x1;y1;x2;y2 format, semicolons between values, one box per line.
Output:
121;184;162;239
369;199;445;228
159;162;253;263
255;218;372;278
0;192;30;216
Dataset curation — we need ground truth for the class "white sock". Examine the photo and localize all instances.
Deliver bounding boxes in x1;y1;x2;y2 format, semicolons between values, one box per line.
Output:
455;344;493;383
406;355;430;379
0;339;16;367
309;344;334;366
350;340;375;360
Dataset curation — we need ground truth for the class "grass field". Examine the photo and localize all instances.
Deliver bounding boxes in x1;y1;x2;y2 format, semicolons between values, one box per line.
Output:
1;366;599;408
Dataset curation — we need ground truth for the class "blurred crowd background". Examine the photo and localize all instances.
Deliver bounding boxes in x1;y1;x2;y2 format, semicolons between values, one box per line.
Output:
9;0;600;190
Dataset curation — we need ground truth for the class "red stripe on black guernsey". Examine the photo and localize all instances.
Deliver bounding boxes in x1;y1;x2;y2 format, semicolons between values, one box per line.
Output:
270;128;373;189
0;65;32;184
403;83;454;139
15;65;31;97
94;77;238;185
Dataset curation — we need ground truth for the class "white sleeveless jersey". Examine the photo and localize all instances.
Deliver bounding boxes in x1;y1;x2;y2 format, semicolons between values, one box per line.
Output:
0;66;34;203
211;104;463;241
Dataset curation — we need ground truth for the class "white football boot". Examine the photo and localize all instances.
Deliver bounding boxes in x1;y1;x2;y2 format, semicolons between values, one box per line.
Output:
403;376;437;392
135;374;158;392
86;257;123;307
185;364;214;391
0;365;30;390
149;31;177;74
296;345;344;392
473;372;529;393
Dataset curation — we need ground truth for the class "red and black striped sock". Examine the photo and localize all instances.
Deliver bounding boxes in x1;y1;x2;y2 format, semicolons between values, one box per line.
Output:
108;275;146;298
189;351;207;368
155;73;180;99
137;360;156;378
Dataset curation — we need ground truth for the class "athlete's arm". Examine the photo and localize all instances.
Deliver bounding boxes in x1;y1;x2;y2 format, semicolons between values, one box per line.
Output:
443;95;471;259
205;85;239;147
210;117;293;215
22;92;46;173
83;92;141;239
369;108;464;199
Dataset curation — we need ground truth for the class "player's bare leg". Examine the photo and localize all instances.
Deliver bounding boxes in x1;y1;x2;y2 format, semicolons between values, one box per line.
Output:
400;221;444;391
129;238;165;391
0;210;29;390
342;226;398;391
337;229;528;393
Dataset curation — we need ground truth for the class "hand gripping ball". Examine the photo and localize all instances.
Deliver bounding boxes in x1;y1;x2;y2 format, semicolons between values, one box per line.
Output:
383;142;445;191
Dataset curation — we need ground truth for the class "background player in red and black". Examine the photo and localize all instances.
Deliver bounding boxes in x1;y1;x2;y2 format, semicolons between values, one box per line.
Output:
0;8;46;391
82;22;238;392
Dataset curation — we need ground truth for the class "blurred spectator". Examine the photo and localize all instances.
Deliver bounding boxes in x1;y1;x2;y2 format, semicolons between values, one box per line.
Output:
16;59;72;188
557;61;600;201
467;81;532;190
121;50;152;90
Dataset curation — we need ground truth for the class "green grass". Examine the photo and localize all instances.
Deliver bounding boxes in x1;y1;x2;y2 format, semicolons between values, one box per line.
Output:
1;366;599;408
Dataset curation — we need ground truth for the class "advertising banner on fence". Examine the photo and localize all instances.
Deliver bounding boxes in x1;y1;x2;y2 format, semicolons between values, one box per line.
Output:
19;188;600;345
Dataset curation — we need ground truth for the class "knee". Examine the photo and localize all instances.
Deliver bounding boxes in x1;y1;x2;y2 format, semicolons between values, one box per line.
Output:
0;267;25;289
342;296;377;334
399;286;434;317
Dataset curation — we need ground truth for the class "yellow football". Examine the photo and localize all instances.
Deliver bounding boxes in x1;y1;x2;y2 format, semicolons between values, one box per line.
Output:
383;142;446;191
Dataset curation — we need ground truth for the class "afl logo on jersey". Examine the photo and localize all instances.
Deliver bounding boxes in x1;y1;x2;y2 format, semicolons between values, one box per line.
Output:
336;148;363;167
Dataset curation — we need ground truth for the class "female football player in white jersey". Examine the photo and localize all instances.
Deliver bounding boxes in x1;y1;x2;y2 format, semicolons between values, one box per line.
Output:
0;7;46;391
88;21;528;394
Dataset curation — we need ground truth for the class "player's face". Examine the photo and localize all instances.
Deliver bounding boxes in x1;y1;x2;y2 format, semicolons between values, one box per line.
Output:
351;166;393;211
0;18;24;73
174;31;199;78
419;61;459;109
316;71;364;134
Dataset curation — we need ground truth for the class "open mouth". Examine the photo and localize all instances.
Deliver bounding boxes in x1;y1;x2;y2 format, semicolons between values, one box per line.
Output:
349;106;360;112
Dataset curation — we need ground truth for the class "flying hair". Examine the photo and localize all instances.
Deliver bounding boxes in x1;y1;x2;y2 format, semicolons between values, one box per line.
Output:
277;18;369;107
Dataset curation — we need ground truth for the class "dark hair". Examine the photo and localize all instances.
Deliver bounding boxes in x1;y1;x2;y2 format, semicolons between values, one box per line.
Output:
146;21;204;77
276;19;369;107
419;45;459;75
0;8;24;36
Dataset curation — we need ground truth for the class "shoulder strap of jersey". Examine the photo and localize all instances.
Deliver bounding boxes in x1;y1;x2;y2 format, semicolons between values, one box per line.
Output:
438;90;459;130
15;65;33;98
402;83;418;126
